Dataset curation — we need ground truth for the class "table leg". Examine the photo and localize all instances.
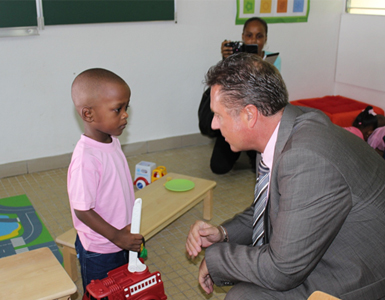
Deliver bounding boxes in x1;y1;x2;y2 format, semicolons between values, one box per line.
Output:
203;189;213;220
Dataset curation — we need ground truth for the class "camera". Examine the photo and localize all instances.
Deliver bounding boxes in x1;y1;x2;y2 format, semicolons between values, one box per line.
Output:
225;42;258;54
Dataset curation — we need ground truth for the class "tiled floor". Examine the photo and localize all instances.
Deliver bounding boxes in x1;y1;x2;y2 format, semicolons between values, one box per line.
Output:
0;143;257;300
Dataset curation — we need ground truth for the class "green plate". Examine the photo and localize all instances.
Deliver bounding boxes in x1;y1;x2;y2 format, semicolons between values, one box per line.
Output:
164;179;195;192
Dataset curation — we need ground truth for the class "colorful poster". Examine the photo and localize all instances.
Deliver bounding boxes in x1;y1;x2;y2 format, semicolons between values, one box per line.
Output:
244;0;256;14
236;0;309;24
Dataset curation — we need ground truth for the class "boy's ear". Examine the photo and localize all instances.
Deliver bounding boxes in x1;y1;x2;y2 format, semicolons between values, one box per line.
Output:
81;107;94;123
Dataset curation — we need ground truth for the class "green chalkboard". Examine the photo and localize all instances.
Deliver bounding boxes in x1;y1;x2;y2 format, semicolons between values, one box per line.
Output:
42;0;175;26
0;0;37;28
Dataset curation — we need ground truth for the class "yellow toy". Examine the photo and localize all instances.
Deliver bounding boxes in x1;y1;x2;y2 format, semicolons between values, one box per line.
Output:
151;166;167;183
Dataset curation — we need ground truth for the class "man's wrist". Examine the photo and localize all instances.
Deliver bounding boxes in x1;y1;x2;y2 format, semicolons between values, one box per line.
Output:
219;225;228;242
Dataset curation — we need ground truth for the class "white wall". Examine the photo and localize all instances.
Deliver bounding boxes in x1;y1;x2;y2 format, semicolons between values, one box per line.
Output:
0;0;344;165
334;13;385;109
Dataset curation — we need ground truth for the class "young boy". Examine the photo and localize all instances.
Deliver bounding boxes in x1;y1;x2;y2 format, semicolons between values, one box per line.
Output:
68;68;143;293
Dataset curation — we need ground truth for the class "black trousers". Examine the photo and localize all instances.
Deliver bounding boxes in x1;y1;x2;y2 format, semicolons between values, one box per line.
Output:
210;134;256;174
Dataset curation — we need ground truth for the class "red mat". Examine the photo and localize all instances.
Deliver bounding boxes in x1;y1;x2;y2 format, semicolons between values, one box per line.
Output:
291;95;384;127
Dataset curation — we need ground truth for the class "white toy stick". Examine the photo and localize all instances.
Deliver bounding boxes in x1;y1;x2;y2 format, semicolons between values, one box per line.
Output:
128;198;146;273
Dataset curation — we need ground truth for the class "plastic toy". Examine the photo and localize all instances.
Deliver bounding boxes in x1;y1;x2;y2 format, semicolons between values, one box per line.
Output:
151;166;167;183
83;262;167;300
134;161;167;189
134;161;155;189
83;199;167;300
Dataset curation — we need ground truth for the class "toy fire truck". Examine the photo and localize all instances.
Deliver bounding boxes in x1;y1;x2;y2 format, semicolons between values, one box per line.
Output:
83;262;167;300
84;198;167;300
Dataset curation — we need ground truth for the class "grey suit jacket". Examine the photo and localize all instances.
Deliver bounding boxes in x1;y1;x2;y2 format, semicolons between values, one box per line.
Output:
205;104;385;299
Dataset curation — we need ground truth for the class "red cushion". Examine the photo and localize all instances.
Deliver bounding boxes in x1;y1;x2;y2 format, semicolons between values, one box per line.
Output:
291;96;384;127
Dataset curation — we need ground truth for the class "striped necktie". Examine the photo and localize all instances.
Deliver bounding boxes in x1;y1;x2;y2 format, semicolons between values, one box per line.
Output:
252;159;270;246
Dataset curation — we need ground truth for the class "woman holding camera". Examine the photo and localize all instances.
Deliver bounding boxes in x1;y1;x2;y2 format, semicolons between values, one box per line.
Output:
199;17;281;174
221;17;281;70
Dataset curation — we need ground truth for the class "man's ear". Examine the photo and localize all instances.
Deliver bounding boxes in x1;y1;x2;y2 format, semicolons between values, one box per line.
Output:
244;104;258;127
81;107;94;123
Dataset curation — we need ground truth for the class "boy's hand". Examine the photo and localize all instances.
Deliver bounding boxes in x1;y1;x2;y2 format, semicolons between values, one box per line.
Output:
112;224;143;252
74;209;143;252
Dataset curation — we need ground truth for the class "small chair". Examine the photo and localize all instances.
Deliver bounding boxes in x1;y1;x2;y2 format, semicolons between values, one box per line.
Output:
308;291;341;300
55;228;78;281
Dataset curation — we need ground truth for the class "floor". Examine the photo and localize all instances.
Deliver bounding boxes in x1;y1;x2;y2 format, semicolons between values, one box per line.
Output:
0;143;257;300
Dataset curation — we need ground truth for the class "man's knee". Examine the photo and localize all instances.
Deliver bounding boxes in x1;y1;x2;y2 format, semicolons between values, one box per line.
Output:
225;283;280;300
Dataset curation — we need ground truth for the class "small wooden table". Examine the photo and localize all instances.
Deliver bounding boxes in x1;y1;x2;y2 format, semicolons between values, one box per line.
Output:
56;172;216;281
138;172;216;239
0;247;77;300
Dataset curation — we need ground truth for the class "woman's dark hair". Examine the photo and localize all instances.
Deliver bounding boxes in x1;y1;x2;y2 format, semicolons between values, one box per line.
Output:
353;106;378;130
243;17;268;35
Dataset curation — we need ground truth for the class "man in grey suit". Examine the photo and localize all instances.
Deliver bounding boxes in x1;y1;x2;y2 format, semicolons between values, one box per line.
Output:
186;53;385;299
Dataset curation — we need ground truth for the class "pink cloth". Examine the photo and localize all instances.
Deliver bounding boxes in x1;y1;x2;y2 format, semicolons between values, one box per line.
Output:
68;135;135;253
344;126;364;140
368;127;385;151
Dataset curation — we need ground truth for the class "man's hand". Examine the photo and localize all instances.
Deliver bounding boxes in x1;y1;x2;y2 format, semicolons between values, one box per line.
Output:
185;220;222;258
199;258;214;294
221;40;233;59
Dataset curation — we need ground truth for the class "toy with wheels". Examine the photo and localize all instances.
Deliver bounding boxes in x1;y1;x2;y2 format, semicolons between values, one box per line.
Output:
134;177;149;189
134;161;167;189
83;264;167;300
83;199;167;300
134;161;155;189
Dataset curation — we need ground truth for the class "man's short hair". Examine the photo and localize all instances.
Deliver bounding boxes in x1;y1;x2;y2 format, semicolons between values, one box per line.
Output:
205;53;288;116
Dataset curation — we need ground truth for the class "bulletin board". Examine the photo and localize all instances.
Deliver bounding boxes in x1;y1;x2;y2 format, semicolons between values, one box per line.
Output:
236;0;310;24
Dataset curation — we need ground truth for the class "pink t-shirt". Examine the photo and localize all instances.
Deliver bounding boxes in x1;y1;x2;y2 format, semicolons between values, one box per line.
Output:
368;127;385;151
67;135;135;253
344;126;364;140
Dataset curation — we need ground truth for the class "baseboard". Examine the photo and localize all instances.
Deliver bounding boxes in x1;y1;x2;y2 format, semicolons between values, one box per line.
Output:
0;133;212;179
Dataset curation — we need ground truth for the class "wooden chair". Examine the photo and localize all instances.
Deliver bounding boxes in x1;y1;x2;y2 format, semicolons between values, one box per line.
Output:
308;291;341;300
56;228;78;281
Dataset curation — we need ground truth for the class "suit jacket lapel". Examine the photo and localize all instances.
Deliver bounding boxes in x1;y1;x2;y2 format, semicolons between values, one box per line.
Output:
274;104;304;161
265;104;304;243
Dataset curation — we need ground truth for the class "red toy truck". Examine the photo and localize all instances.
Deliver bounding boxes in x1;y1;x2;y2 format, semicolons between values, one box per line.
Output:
83;263;167;300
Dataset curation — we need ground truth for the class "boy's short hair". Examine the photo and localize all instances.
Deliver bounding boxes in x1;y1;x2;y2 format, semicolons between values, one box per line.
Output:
74;68;126;86
71;68;128;113
72;68;126;96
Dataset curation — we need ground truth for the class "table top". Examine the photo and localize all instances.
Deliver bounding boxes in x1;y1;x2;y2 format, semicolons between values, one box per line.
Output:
56;173;217;245
136;172;216;239
0;247;77;300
